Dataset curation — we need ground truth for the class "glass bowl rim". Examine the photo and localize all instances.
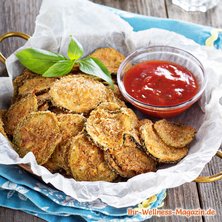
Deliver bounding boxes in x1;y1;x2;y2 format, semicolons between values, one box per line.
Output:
117;45;208;111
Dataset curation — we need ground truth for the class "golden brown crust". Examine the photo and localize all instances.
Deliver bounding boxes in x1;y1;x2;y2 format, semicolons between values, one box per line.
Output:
4;94;38;135
45;114;86;175
106;87;126;108
50;140;73;176
68;133;117;181
18;77;56;97
13;69;38;98
154;119;196;148
112;84;125;101
49;75;110;113
90;48;125;74
13;111;61;165
140;121;188;163
57;114;86;141
86;102;139;151
137;119;153;130
104;152;130;177
105;135;156;178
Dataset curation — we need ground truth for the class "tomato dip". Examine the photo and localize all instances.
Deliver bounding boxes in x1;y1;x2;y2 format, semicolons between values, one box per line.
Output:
123;60;198;107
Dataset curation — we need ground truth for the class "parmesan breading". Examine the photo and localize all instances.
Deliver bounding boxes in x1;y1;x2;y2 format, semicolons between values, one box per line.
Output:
69;133;117;181
154;119;196;148
46;114;86;175
18;77;56;97
13;111;61;165
104;135;156;178
49;75;110;113
4;94;38;135
86;102;140;150
13;69;38;98
140;120;188;163
90;48;125;74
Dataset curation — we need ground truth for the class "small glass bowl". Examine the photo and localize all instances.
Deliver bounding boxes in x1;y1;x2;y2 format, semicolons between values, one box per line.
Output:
117;46;207;118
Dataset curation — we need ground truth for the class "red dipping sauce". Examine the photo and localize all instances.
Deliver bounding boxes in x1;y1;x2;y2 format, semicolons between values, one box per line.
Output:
123;60;199;107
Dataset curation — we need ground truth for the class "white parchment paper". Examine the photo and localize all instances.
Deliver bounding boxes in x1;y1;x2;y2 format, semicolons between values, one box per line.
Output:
1;0;222;208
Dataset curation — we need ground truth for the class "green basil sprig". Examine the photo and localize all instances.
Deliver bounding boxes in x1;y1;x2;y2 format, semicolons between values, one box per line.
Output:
16;37;113;87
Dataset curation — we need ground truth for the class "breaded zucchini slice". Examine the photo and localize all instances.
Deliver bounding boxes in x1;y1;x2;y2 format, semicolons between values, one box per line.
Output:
13;69;38;97
68;133;117;182
46;114;86;175
90;48;125;74
18;77;56;97
0;110;7;137
49;75;109;113
104;135;156;178
154;119;196;148
108;84;125;101
138;119;153;130
140;120;188;163
57;114;86;141
106;87;126;108
4;94;38;135
47;140;73;176
86;102;139;150
13;111;61;165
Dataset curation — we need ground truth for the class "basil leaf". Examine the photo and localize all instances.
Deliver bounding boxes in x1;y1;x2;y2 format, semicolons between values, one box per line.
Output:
16;48;67;74
78;57;113;88
68;37;84;60
43;60;75;77
90;57;111;78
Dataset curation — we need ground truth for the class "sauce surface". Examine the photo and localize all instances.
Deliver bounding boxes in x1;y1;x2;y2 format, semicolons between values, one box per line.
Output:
123;60;198;106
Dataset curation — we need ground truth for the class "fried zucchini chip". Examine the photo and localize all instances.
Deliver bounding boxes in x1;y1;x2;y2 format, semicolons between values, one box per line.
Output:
106;87;126;108
86;102;139;150
140;120;188;163
105;135;156;178
90;48;125;74
48;140;73;176
18;77;56;97
4;94;38;135
154;119;196;148
104;152;130;177
49;75;109;113
13;69;38;97
45;114;86;175
110;84;125;101
68;133;117;181
13;111;61;165
0;110;7;137
138;119;153;130
57;114;86;141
